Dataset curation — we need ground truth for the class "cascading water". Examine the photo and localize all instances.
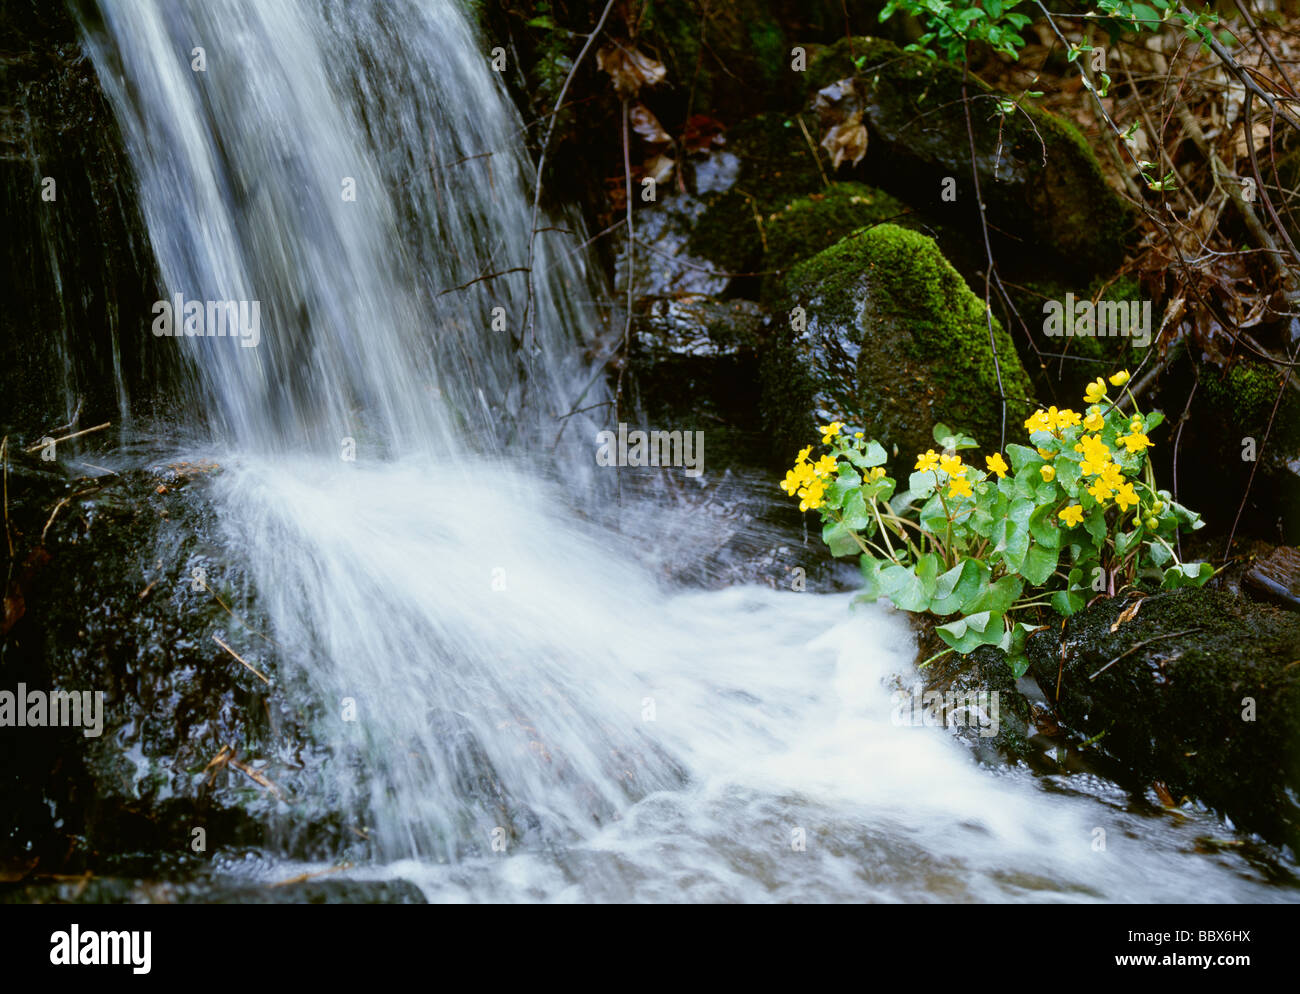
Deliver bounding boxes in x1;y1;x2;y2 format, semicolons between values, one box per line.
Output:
78;0;1294;900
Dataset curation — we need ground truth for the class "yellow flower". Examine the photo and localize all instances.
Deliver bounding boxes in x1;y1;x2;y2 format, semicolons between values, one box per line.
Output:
948;475;973;499
1088;479;1114;503
813;454;838;477
1053;408;1082;429
939;453;964;476
820;421;844;444
1084;378;1107;405
854;431;864;439
1037;447;1056;462
1077;434;1111;476
1100;461;1123;485
1114;482;1139;512
985;452;1008;479
914;450;939;473
798;477;826;512
1058;504;1084;528
1116;431;1152;454
1083;406;1105;432
797;446;813;464
781;461;815;495
868;466;886;480
1024;410;1051;435
1040;464;1056;482
1109;369;1130;387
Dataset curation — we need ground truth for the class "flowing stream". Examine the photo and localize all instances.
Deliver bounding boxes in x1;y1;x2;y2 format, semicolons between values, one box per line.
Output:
78;0;1294;902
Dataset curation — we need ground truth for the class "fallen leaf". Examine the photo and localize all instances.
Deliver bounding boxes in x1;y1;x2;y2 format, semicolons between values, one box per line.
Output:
821;109;868;170
1109;596;1145;632
630;102;671;146
597;43;666;99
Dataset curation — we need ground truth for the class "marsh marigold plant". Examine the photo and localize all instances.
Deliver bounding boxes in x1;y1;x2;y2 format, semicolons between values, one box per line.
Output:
781;372;1212;674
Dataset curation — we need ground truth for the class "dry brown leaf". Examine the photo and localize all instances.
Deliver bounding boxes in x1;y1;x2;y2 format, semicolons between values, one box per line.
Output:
1110;596;1145;632
629;102;670;145
597;43;666;99
821;110;868;170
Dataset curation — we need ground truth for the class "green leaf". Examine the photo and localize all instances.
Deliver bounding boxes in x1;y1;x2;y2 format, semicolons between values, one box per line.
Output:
965;573;1023;615
992;498;1033;569
1084;505;1108;545
1029;503;1061;549
1115;526;1142;559
879;563;931;612
842;490;871;530
931;558;989;615
1161;561;1214;589
1020;542;1059;586
847;440;889;469
859;554;886;600
822;520;860;558
1005;443;1041;473
935;610;1005;653
1051;587;1087;616
1147;541;1173;567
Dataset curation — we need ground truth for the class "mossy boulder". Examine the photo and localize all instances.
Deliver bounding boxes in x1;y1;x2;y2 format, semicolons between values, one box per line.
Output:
1026;588;1300;851
760;181;911;298
763;222;1033;468
807;36;1135;276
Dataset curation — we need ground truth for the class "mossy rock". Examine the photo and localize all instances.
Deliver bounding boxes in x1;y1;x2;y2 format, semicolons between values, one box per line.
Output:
806;36;1135;276
1026;587;1300;851
763;222;1034;468
760;181;912;299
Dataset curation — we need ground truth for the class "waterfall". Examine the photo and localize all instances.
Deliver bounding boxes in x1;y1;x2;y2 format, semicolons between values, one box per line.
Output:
77;0;1291;900
80;0;601;460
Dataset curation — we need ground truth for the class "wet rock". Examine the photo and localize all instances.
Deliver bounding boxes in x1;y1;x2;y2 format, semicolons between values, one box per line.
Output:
0;3;162;430
1245;546;1300;610
0;459;347;876
907;621;1034;764
807;37;1135;277
764;221;1033;467
1026;587;1300;851
614;150;741;300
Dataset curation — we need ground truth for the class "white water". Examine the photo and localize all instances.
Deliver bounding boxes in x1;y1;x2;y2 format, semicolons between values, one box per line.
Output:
83;0;1293;901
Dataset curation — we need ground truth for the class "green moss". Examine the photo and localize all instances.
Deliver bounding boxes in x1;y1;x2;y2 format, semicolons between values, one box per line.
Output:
1026;588;1300;849
765;223;1034;464
1202;360;1298;444
761;181;910;292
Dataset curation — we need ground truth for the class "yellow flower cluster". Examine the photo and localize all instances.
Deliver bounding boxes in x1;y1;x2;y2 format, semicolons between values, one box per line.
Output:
914;450;987;500
780;425;883;512
1023;405;1081;436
